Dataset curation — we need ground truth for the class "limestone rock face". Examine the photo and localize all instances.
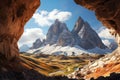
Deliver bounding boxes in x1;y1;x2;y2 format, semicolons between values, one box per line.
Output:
74;0;120;46
72;17;84;34
31;39;43;49
72;17;107;49
0;0;40;60
45;19;69;45
57;30;75;46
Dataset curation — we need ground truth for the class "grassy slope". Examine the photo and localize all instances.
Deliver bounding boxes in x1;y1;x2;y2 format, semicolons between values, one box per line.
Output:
20;54;58;75
20;53;101;76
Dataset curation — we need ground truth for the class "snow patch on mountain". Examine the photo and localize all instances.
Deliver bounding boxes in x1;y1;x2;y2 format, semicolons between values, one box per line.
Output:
27;44;111;56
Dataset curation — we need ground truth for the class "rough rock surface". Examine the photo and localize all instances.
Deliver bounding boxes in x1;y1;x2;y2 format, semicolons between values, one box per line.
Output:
0;0;40;60
68;47;120;79
72;17;107;49
0;0;43;79
74;0;120;46
57;30;75;46
45;19;69;45
0;70;70;80
31;38;43;49
90;73;120;80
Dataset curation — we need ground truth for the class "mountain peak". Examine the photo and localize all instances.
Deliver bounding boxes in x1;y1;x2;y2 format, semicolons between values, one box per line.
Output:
78;16;83;22
72;16;84;34
32;17;107;50
45;20;68;45
30;38;43;49
55;19;60;23
72;16;107;49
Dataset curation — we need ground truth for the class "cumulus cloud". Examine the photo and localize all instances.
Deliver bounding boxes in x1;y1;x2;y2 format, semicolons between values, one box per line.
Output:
18;28;46;48
98;28;115;39
33;9;72;27
98;27;116;48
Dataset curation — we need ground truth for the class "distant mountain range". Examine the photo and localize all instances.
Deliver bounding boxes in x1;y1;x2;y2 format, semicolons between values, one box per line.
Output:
45;17;107;49
32;17;107;49
20;17;114;54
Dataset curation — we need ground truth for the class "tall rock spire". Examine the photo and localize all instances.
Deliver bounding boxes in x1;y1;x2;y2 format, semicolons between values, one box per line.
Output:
72;17;107;49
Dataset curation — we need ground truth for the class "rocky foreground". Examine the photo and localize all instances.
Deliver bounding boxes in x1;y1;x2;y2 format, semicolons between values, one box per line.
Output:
68;47;120;80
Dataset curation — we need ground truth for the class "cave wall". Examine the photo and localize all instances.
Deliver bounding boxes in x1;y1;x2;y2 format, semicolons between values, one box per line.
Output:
0;0;40;60
74;0;120;46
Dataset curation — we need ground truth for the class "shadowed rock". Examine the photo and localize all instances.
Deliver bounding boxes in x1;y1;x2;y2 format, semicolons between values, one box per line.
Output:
0;0;40;60
31;38;43;49
45;19;69;45
90;72;120;80
72;17;107;49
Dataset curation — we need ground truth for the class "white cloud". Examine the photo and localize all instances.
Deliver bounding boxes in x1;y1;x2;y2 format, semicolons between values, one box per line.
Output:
18;28;46;48
98;27;117;48
98;27;115;39
33;9;72;27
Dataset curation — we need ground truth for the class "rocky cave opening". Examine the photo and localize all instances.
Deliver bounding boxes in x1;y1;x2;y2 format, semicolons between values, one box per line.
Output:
0;0;120;80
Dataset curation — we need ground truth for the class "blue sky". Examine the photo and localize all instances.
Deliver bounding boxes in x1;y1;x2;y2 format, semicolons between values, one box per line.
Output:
18;0;114;48
25;0;102;32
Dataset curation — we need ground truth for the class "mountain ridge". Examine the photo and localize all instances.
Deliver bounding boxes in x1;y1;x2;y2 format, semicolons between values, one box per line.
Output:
31;17;107;51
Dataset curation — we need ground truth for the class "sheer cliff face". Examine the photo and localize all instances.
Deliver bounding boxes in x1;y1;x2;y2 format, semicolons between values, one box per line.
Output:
72;17;107;49
74;0;120;46
45;19;69;45
0;0;40;60
31;39;42;49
